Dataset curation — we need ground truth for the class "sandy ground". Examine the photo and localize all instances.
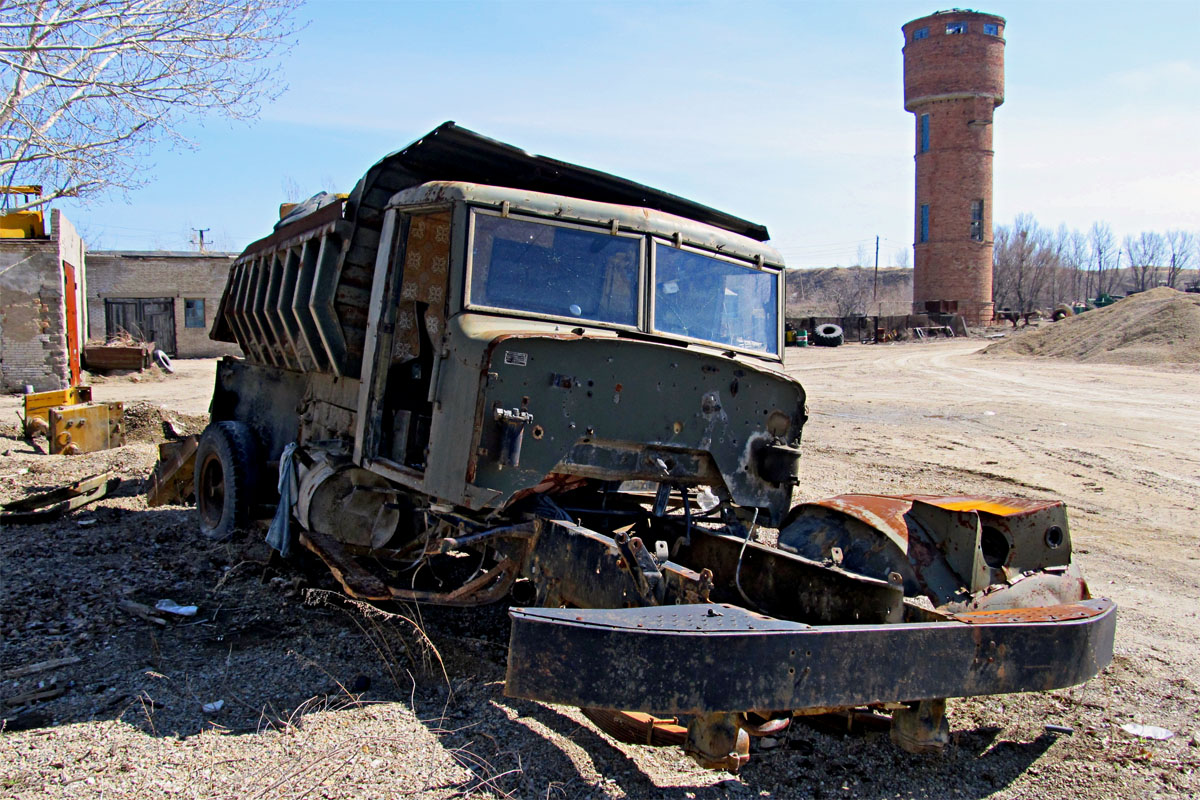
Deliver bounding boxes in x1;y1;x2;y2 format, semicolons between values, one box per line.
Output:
1;340;1197;799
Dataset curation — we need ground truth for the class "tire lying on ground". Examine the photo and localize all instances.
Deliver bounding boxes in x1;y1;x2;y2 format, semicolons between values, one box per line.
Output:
153;348;174;373
195;421;259;541
813;323;844;347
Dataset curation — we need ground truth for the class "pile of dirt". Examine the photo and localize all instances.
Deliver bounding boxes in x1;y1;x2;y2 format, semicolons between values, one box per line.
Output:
120;401;208;443
981;287;1200;367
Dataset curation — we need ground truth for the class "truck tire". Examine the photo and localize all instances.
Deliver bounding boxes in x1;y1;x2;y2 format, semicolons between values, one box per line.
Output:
195;421;259;541
813;323;844;347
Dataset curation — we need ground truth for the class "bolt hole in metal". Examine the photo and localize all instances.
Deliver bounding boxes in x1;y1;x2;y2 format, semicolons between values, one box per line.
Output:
1045;525;1064;549
531;425;544;440
980;525;1011;568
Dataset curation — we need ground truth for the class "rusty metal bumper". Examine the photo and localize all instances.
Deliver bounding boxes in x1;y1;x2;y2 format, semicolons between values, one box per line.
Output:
505;599;1115;715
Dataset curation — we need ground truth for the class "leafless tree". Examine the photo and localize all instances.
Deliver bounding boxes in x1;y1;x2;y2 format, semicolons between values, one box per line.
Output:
1165;230;1196;289
1090;222;1117;297
831;268;871;317
992;214;1061;313
893;247;910;269
1064;228;1089;302
853;242;871;267
1;0;300;211
1124;231;1166;292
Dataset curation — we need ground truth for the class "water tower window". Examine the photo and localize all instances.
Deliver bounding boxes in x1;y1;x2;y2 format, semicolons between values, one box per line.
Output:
970;200;984;241
913;27;929;41
920;114;930;153
983;23;999;36
920;205;930;243
946;22;967;34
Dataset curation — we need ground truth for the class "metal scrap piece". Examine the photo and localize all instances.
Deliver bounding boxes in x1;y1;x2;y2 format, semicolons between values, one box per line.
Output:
1;472;120;523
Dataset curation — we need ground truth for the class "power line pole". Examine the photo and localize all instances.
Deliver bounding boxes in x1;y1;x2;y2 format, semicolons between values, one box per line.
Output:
192;227;210;253
873;235;880;302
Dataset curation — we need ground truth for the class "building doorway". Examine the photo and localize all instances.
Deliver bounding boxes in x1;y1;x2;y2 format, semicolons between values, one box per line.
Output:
104;297;177;355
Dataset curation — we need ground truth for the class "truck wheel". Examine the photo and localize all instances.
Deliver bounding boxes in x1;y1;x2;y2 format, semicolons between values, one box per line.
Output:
195;421;259;541
813;323;844;347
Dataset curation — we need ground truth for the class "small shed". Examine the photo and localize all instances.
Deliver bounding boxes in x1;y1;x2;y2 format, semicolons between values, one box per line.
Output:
85;250;243;358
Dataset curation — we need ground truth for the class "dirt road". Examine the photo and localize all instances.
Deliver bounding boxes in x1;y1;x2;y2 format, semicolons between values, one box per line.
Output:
1;341;1197;799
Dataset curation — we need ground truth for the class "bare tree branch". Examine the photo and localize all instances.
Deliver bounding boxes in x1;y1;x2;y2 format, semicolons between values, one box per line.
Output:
1124;231;1166;292
0;0;301;210
992;214;1061;313
1165;230;1195;289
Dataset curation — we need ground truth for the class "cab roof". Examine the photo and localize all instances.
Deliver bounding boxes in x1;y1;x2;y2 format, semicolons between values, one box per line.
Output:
348;122;771;243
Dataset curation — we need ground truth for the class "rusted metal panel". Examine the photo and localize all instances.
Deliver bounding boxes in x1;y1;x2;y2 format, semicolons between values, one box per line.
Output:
781;493;1077;605
82;343;152;371
47;402;125;454
505;599;1116;715
804;494;913;544
146;436;198;507
678;528;902;624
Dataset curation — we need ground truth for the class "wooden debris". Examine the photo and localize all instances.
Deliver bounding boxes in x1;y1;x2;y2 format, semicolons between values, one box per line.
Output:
1;656;81;680
3;683;66;707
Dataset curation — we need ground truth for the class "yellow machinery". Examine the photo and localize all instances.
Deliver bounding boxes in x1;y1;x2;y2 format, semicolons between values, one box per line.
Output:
1;185;46;238
23;386;92;437
47;402;126;455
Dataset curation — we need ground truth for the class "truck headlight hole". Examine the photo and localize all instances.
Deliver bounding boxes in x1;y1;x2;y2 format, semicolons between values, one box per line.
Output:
1045;525;1064;549
531;425;545;440
980;526;1010;569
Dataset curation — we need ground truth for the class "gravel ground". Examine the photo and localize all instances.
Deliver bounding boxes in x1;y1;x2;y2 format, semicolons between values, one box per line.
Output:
1;342;1197;799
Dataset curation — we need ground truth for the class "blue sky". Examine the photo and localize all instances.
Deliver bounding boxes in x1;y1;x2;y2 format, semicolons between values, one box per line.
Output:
59;0;1200;268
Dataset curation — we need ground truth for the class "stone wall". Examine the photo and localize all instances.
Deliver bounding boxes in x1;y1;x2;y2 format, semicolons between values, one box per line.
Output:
0;209;85;392
86;251;243;358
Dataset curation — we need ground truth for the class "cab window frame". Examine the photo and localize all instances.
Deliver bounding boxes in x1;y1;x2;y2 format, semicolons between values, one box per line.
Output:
649;238;783;358
463;206;646;331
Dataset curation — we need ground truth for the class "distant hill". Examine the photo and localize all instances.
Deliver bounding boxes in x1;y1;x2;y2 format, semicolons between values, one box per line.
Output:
786;266;913;317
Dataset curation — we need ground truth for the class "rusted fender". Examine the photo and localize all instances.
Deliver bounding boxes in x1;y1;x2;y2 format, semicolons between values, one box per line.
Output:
780;493;1078;603
504;599;1115;716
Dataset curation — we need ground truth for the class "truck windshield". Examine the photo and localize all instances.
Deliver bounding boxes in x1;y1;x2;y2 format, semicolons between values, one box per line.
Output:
653;243;778;355
469;212;640;327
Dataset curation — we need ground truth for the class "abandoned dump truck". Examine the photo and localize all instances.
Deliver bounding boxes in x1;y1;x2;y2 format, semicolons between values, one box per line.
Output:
196;122;1114;770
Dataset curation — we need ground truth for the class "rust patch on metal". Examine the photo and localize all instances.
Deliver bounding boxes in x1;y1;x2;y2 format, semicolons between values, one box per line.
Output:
808;494;914;544
952;600;1111;625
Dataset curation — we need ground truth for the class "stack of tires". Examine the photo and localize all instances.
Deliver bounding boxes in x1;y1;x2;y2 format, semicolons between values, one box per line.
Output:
813;323;844;347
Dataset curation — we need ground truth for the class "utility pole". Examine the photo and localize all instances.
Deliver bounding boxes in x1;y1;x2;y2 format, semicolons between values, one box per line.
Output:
192;228;210;253
873;235;880;302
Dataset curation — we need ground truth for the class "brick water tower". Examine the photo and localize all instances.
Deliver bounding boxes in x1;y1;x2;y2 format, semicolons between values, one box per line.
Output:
902;10;1005;325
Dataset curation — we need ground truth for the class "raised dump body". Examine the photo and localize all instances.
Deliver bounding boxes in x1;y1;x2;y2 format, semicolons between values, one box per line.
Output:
195;123;1113;771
